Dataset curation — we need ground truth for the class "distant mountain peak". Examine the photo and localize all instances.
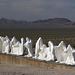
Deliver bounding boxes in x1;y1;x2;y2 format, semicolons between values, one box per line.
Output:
0;17;73;29
53;18;71;21
0;18;28;24
0;18;7;20
0;18;13;24
32;18;71;23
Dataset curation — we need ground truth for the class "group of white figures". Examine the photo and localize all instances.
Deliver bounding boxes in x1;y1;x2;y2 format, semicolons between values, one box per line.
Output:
0;36;75;65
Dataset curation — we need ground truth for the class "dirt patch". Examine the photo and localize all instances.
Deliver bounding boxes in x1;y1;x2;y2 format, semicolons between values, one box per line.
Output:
0;64;75;75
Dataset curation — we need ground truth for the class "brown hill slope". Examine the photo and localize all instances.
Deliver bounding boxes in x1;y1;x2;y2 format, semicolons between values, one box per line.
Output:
0;18;74;29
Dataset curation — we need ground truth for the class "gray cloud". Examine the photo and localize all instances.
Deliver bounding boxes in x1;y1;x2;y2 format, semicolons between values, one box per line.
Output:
0;0;75;21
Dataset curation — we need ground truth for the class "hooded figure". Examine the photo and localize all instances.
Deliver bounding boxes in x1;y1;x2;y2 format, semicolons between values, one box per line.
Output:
45;41;54;61
10;37;18;49
24;37;33;57
64;45;75;65
0;36;10;53
54;41;66;63
0;36;5;52
38;41;54;61
34;37;43;58
10;38;25;55
2;38;10;54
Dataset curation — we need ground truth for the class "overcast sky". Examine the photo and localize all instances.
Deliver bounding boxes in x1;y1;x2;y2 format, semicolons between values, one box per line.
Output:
0;0;75;21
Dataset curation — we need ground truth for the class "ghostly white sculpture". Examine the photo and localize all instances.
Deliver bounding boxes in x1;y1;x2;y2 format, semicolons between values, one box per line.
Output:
34;37;43;58
45;41;54;61
1;35;75;65
10;38;25;55
38;41;54;61
24;37;33;57
10;37;18;49
0;36;5;52
10;42;20;55
64;45;75;65
54;41;66;63
2;38;10;54
4;36;10;41
48;41;54;54
0;36;10;53
38;44;47;60
19;38;25;55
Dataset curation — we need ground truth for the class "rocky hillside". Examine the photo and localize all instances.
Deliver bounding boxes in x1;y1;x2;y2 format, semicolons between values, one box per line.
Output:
0;18;74;29
32;18;71;24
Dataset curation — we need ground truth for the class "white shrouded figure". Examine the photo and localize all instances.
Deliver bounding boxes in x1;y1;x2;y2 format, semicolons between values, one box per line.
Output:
24;37;33;57
64;45;75;65
19;38;25;55
0;36;5;52
34;37;43;58
0;36;10;53
2;36;10;54
45;41;54;61
54;41;66;63
38;41;54;61
10;42;20;55
4;36;10;41
10;37;18;49
10;38;25;55
38;44;47;60
48;41;54;55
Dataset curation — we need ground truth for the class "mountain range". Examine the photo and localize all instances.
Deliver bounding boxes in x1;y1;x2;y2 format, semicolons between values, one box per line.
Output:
0;18;75;29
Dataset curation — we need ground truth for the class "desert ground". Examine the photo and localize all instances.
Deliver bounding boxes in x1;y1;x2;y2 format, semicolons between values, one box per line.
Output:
0;64;74;75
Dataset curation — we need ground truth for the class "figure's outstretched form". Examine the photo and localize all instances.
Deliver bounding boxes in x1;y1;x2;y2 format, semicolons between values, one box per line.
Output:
24;37;33;57
34;37;43;58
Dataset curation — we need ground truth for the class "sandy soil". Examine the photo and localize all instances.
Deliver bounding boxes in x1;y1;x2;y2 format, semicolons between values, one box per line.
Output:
0;64;75;75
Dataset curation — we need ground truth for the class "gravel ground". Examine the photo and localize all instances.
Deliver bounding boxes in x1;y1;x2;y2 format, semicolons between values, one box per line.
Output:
0;64;75;75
